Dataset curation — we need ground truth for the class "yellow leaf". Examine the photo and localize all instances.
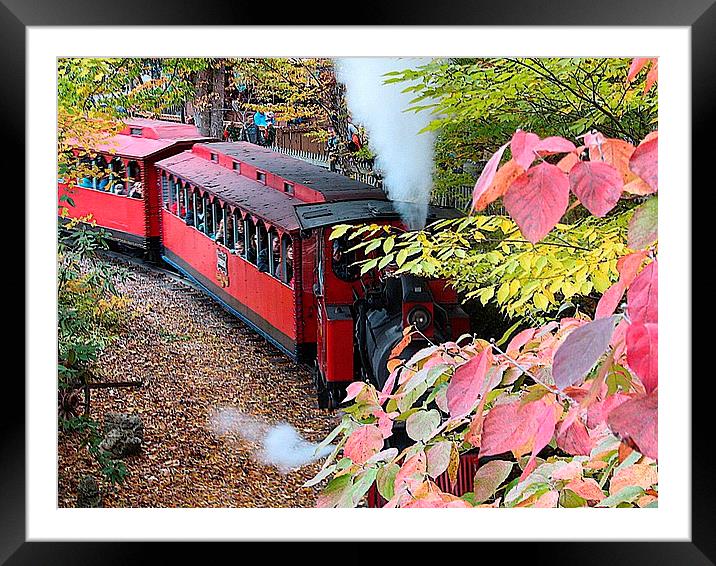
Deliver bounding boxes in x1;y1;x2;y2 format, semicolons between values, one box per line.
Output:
533;293;549;310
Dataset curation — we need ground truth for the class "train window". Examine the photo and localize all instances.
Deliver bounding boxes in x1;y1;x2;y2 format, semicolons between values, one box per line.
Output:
235;214;246;257
225;208;235;250
276;234;294;286
77;156;94;189
214;203;227;245
245;218;256;264
126;161;143;199
283;182;294;195
210;153;218;162
331;235;361;282
256;224;269;272
232;161;241;172
130;127;143;136
256;171;266;184
94;156;109;191
109;158;126;195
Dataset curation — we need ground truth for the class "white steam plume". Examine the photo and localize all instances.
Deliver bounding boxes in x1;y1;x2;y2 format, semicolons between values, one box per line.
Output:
208;407;333;474
335;57;437;229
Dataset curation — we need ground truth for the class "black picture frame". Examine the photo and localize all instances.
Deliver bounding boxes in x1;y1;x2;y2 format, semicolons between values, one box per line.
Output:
7;1;702;563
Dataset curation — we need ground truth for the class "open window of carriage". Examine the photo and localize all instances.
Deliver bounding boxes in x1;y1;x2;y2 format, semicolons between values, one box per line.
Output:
256;221;269;272
109;157;126;195
277;233;294;287
267;227;279;277
244;216;256;264
94;155;110;191
213;200;229;247
126;160;142;198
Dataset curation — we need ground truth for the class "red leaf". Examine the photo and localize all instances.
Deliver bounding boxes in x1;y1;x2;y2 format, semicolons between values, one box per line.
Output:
343;425;384;464
586;393;631;428
627;260;658;325
629;134;658;192
504;162;570;243
617;251;648;286
626;323;658;393
510;130;541;170
481;397;555;458
569;161;623;217
473;159;524;212
595;252;647;319
553;316;618;390
557;415;596;456
556;152;580;174
472;142;509;212
595;281;626;319
627;58;650;82
519;401;560;481
588;138;636;183
446;348;492;418
607;391;658;460
536;136;577;156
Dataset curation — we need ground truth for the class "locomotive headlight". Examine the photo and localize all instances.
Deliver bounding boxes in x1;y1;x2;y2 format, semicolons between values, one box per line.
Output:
407;306;431;331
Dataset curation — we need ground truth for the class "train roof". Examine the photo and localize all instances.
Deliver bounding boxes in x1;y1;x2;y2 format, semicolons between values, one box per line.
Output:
156;141;463;234
157;150;302;232
294;200;463;231
73;118;212;160
203;142;387;202
121;118;205;140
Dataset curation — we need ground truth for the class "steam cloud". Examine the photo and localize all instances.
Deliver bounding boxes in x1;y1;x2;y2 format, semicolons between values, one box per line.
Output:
208;407;333;474
335;57;437;229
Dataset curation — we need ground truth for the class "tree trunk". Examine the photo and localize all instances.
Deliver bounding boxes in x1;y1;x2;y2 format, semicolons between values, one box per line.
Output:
194;67;211;137
210;60;226;139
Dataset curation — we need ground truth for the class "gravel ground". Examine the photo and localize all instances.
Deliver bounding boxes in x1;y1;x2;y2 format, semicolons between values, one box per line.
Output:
58;256;339;508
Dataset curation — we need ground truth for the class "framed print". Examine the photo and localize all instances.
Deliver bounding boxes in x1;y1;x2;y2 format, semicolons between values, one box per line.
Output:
7;0;705;563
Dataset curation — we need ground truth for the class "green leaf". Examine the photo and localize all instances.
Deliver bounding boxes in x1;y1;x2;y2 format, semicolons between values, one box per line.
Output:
596;486;645;507
376;463;400;501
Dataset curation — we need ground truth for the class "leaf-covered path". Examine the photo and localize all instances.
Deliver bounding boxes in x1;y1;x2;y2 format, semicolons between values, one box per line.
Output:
58;256;338;507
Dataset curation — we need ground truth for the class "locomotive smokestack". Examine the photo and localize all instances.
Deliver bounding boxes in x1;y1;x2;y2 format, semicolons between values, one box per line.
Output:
335;57;436;230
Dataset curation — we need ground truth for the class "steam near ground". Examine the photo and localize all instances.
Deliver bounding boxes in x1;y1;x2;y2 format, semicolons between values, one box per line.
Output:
335;57;437;229
208;407;333;474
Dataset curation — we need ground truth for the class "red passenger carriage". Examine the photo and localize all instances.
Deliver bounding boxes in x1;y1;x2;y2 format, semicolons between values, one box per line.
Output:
58;118;210;260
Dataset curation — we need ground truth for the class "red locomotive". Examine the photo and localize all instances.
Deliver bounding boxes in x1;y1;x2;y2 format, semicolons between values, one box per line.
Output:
155;141;468;408
59;121;468;409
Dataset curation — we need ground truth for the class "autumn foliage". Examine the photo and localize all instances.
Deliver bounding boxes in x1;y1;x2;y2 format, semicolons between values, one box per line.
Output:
309;61;658;508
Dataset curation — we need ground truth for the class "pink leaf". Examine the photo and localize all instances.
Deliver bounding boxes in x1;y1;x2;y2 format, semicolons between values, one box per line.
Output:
504;162;570;243
627;260;658;325
628;197;658;250
343;381;366;403
588;138;636;183
626;323;658;393
595;281;626;319
586;393;631;428
472;142;509;212
557;416;595;456
343;425;384;464
627;58;650;82
556;152;580;174
446;348;492;418
510;130;541;170
481;397;555;458
536;136;577;156
569;161;623;217
566;478;605;502
520;401;559;482
595;252;647;319
629;134;658;192
607;391;658;460
553;316;618;390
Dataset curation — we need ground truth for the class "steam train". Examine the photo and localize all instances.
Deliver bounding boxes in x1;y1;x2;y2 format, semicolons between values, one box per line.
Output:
58;118;468;409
